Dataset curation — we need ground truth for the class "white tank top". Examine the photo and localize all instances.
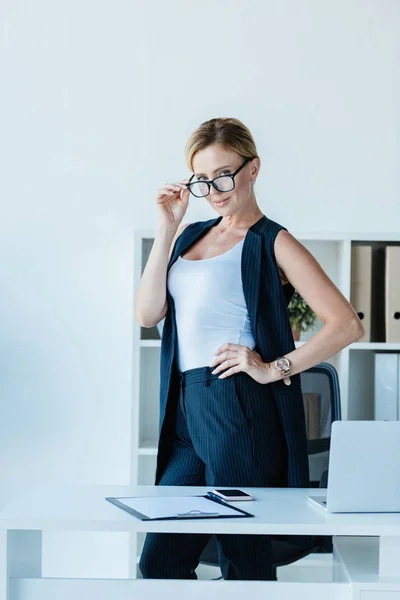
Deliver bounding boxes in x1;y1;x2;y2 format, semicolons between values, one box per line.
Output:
167;237;256;373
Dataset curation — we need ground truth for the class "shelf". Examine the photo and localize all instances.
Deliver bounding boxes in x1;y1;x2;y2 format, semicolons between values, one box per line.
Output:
137;229;400;243
138;443;158;456
295;232;400;242
141;340;308;348
140;339;161;347
350;342;400;351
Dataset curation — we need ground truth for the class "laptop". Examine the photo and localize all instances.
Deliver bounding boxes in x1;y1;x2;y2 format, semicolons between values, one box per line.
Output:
308;420;400;513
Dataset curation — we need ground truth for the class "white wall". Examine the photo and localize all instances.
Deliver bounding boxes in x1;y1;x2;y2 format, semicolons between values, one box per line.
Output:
0;0;399;578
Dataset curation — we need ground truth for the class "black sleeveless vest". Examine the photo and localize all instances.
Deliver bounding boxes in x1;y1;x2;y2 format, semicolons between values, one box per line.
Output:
156;213;309;487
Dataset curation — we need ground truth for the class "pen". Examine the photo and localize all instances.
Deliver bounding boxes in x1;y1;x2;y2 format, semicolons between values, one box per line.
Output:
206;492;229;504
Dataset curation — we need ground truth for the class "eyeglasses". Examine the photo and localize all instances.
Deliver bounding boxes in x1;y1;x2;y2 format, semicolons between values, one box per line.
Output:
185;158;252;198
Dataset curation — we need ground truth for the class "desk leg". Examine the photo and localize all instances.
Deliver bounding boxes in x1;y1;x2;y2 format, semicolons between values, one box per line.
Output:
379;536;400;577
0;530;42;600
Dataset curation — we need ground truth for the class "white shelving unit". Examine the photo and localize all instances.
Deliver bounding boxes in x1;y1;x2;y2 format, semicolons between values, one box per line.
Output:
130;228;400;574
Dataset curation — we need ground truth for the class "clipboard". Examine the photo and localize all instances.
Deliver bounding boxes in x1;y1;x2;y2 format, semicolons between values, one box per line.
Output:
105;493;254;520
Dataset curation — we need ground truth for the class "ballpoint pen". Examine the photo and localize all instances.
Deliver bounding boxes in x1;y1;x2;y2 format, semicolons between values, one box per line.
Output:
206;491;230;504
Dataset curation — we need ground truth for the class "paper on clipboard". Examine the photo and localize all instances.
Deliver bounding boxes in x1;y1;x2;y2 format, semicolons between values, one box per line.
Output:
107;495;249;519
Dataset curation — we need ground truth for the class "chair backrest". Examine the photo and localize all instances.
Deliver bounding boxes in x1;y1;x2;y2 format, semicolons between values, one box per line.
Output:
299;362;341;485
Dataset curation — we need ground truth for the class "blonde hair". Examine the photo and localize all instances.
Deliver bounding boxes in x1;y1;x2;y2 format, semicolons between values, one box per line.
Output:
185;117;259;171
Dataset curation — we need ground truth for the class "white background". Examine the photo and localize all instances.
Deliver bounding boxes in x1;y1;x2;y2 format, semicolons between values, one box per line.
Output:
0;0;399;577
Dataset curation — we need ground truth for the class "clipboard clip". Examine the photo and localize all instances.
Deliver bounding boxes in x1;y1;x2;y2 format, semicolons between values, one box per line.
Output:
174;509;219;518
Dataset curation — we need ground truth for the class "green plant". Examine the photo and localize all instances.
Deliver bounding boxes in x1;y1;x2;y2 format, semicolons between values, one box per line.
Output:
288;290;317;333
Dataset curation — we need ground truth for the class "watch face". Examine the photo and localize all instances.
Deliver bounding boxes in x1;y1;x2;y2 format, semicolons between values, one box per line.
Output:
276;357;290;370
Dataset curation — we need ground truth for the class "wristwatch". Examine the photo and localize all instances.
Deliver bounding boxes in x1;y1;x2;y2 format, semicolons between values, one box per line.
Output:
274;356;292;386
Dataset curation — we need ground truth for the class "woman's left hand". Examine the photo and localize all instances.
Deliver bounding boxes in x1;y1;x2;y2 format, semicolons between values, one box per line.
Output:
210;343;276;384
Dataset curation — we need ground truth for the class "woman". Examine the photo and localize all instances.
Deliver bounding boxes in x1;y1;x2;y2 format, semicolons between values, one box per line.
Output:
135;117;364;580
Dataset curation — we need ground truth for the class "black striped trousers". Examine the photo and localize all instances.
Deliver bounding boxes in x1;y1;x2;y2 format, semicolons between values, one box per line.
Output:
139;365;288;580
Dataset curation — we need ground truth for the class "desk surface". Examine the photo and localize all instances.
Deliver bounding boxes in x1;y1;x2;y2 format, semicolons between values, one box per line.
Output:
1;484;400;535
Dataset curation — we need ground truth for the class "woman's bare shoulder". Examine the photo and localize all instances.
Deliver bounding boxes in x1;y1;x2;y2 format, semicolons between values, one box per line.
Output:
174;221;191;241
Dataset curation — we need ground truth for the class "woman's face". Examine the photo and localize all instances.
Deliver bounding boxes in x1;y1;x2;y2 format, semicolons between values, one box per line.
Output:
191;144;259;214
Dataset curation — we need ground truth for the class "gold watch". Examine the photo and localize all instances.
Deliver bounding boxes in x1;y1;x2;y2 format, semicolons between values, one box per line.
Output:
274;357;292;386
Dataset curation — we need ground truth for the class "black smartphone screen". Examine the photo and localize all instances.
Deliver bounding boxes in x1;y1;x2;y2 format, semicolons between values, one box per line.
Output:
215;489;250;497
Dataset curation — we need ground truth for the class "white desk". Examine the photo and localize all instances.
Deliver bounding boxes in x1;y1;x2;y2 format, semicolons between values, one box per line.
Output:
1;484;400;600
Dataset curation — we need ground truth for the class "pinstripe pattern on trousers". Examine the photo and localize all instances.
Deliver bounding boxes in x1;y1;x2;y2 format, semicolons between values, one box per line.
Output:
139;365;283;580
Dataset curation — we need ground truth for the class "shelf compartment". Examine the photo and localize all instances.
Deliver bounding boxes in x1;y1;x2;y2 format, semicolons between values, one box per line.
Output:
348;350;375;420
138;347;160;450
138;454;157;485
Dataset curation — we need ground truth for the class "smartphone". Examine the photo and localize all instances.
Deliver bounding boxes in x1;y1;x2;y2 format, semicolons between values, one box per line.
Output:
210;489;254;501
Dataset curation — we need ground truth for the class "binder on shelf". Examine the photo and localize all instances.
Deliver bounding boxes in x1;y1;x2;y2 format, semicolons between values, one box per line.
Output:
106;494;254;520
351;245;372;342
374;353;399;421
385;246;400;343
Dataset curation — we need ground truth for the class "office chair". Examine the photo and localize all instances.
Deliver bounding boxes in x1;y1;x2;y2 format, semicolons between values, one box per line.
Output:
199;361;341;576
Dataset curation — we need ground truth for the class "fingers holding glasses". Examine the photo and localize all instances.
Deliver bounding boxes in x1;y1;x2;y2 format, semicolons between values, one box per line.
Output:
167;181;189;194
157;181;188;200
156;179;191;226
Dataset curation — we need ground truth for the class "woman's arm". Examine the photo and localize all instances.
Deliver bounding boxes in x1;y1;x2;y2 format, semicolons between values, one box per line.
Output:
135;222;190;327
268;229;364;380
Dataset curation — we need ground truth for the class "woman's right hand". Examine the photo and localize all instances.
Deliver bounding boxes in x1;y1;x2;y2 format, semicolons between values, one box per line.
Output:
156;179;190;227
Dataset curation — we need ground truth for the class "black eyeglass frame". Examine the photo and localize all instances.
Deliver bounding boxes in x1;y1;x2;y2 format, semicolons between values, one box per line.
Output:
185;157;253;198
